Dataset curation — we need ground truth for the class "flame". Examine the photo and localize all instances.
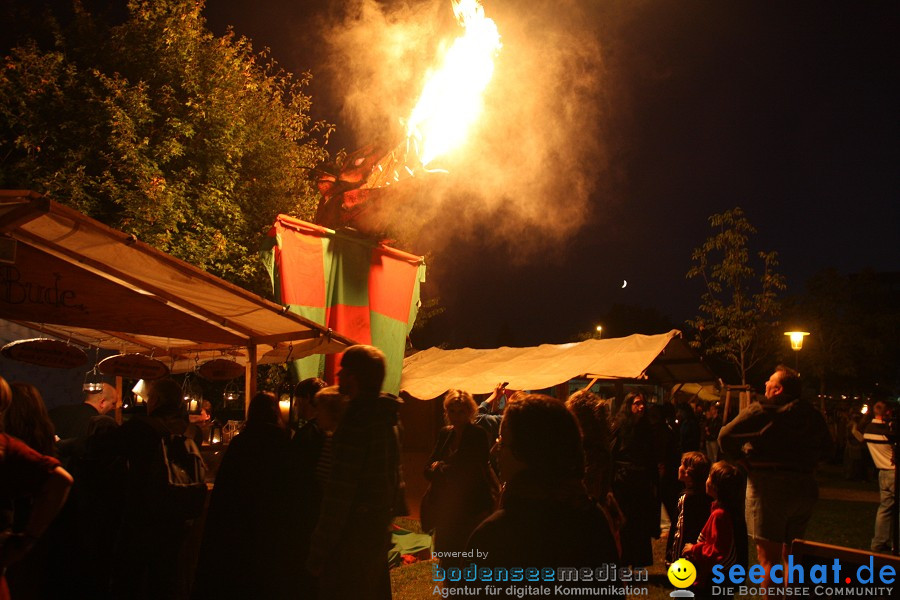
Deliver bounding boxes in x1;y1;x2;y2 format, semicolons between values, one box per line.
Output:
406;0;501;166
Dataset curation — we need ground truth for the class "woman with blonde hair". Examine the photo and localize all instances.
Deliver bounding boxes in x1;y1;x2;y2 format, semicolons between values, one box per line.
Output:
423;389;494;567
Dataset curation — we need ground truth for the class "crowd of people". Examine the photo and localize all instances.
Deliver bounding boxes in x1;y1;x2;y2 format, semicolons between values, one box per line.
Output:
0;345;403;600
423;365;848;599
0;353;891;600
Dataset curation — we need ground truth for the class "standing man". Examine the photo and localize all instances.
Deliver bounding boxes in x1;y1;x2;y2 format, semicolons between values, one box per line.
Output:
719;365;832;597
109;378;200;599
306;345;404;600
50;382;119;466
46;382;122;599
863;399;896;554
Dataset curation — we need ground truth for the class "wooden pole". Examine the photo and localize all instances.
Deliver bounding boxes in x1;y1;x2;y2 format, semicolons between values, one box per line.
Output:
114;376;123;424
244;344;257;419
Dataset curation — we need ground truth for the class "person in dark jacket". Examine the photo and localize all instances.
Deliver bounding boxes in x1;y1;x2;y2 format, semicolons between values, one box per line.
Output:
193;391;291;600
610;392;657;567
107;378;202;600
666;451;712;565
46;382;123;600
718;365;832;597
424;389;494;567
284;385;348;599
466;394;623;599
50;383;119;468
306;345;405;600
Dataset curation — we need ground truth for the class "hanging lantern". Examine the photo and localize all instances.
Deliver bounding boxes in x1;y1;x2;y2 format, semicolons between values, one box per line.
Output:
278;394;291;426
210;422;223;445
222;381;242;410
181;373;203;414
83;366;104;393
81;348;104;393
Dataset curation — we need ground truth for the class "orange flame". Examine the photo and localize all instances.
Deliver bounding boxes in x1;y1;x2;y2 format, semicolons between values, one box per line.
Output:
406;0;501;166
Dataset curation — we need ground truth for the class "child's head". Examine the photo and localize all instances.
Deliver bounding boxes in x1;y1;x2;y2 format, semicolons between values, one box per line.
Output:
677;451;710;491
707;461;743;508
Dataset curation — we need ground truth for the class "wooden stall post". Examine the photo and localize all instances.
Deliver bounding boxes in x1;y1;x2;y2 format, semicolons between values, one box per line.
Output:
244;344;257;418
115;376;123;424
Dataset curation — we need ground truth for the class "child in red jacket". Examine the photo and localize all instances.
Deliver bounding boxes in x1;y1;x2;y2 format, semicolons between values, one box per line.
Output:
683;461;748;597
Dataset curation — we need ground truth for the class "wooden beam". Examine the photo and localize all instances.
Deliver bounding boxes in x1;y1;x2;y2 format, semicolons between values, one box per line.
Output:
580;377;599;392
115;376;123;425
0;193;48;233
244;344;257;418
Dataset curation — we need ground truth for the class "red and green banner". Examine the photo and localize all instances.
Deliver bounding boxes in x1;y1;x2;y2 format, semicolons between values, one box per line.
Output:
261;215;426;394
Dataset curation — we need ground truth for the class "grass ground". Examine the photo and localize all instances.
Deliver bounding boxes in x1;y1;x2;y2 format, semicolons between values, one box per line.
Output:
389;464;883;600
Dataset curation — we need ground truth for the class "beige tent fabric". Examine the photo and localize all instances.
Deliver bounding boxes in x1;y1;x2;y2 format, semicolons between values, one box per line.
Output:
401;330;684;399
0;191;355;373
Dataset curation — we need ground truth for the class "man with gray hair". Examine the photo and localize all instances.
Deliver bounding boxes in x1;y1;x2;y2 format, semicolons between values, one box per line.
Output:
719;365;832;597
307;345;405;600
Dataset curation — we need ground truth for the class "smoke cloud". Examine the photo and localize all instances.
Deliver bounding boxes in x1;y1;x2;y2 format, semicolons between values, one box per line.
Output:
313;0;608;258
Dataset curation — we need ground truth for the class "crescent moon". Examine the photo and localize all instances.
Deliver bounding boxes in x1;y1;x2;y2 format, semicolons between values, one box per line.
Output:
622;280;627;288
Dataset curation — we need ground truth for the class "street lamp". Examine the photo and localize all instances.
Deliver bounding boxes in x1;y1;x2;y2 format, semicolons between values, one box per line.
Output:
785;331;810;351
784;331;809;371
595;325;603;339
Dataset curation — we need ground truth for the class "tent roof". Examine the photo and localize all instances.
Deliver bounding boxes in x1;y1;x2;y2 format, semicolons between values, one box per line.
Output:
0;190;355;373
400;330;717;399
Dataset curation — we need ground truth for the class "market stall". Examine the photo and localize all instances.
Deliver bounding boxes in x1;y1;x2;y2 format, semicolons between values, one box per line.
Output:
0;190;356;407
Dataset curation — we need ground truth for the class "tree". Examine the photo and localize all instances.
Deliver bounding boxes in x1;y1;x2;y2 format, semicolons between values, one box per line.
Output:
784;269;900;395
0;0;331;294
686;207;786;385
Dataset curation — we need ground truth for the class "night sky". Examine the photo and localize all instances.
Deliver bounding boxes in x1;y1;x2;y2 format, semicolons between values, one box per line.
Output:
122;2;900;347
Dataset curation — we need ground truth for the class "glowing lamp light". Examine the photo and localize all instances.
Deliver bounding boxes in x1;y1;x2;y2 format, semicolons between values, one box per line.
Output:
279;396;291;426
595;325;603;339
83;366;104;393
784;331;810;351
132;379;147;404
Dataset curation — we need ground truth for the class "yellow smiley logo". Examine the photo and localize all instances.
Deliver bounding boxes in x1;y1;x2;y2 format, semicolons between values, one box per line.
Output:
667;558;697;588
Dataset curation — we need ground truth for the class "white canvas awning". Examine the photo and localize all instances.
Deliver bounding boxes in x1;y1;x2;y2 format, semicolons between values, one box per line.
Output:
0;191;356;387
400;330;717;399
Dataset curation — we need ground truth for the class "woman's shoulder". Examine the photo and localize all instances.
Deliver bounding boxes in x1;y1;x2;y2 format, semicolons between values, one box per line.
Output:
463;423;489;442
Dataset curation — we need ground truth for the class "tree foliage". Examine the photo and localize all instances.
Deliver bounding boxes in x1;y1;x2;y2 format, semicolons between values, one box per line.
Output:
784;269;900;395
0;0;331;294
686;207;786;385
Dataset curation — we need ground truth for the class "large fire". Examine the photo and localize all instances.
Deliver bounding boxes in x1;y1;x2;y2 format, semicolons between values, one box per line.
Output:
365;0;501;189
407;0;502;166
317;0;502;230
